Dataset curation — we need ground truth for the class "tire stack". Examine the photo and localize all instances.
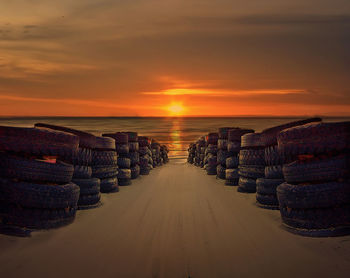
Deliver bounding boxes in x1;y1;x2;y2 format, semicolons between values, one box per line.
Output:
256;118;321;209
217;128;233;179
138;136;152;175
205;133;218;175
237;133;265;193
277;121;350;237
92;136;119;193
151;140;161;168
125;132;140;180
160;145;169;164
187;143;196;164
0;126;80;233
225;128;254;186
34;123;101;210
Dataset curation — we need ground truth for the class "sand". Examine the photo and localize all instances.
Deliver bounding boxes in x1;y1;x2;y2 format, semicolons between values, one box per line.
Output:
0;159;350;278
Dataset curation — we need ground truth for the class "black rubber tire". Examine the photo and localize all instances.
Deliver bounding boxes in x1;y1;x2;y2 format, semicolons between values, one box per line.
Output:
117;168;131;179
226;168;239;179
256;193;279;206
0;126;79;158
264;145;283;166
225;179;239;186
100;177;119;193
131;165;140;179
103;132;128;144
72;148;92;166
118;178;132;186
226;156;239;169
207;133;219;145
218;139;228;150
279;205;350;230
0;154;74;184
277;182;350;209
216;165;226;179
217;150;229;166
140;157;149;167
218;127;238;139
95;136;115;150
278;121;350;158
207;156;217;167
92;165;118;179
35;123;96;149
0;203;77;230
73;165;92;179
265;165;283;179
128;142;139;152
237;177;256;193
139;147;149;156
228;128;255;142
0;178;80;209
262;118;321;146
138;136;150;147
92;150;117;166
116;143;129;155
118;157;131;168
140;166;151;175
72;178;100;195
78;193;101;206
206;144;218;155
227;141;240;153
124;132;138;142
256;178;284;195
239;149;265;166
238;165;265;179
283;156;349;184
206;166;217;175
241;133;264;148
129;152;140;166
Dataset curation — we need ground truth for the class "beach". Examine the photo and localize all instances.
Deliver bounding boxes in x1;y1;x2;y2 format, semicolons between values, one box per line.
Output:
1;159;349;278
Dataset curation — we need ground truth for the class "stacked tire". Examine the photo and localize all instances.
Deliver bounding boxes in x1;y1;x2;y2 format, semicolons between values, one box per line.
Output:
125;132;140;180
257;118;321;209
139;136;152;175
217;128;234;179
35;123;101;210
225;128;254;186
237;133;265;193
0;126;80;232
277;121;350;237
160;145;169;164
205;133;218;175
92;136;119;193
151;140;161;167
194;137;206;167
188;143;196;164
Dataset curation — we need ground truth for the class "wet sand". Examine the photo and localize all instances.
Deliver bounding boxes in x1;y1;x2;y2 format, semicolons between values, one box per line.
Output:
0;160;350;278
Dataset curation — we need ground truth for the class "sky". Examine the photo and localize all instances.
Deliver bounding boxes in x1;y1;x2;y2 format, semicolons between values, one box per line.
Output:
0;0;349;116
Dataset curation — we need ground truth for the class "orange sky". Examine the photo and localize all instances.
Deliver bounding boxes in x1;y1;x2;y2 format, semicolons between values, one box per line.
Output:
1;1;349;116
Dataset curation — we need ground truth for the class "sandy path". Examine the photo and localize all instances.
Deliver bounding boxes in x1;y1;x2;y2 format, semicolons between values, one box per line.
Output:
1;160;350;278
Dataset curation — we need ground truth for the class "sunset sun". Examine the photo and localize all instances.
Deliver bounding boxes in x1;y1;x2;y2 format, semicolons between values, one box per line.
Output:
167;102;185;116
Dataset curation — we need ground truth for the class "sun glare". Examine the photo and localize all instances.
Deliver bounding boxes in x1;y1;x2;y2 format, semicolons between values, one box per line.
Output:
167;102;185;116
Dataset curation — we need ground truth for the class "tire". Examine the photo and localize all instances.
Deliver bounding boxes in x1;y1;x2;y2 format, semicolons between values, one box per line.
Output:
0;178;80;209
264;145;283;166
118;157;131;168
125;132;138;142
0;154;74;184
128;142;139;152
118;168;131;179
256;178;284;195
92;165;118;179
100;177;118;193
227;141;240;153
239;149;265;166
118;178;132;186
78;193;101;206
95;136;115;150
72;148;92;166
116;143;129;155
279;205;350;230
129;152;140;166
237;177;256;193
256;194;279;206
206;144;218;155
262;118;321;146
218;127;237;139
207;156;217;167
140;166;151;175
139;147;149;156
73;178;100;195
227;128;255;142
283;156;349;184
225;179;239;186
206;166;217;175
103;132;128;144
140;157;149;167
131;165;140;179
265;165;283;179
226;156;239;169
278;122;350;158
277;182;350;209
218;139;228;150
0;126;79;158
216;165;226;179
241;133;264;148
0;203;77;230
73;165;92;179
217;150;229;166
238;165;265;179
35;123;96;149
207;133;219;144
226;168;239;179
92;150;117;166
138;136;150;147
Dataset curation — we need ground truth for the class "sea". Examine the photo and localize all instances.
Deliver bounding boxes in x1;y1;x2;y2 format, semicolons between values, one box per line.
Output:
0;117;348;159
